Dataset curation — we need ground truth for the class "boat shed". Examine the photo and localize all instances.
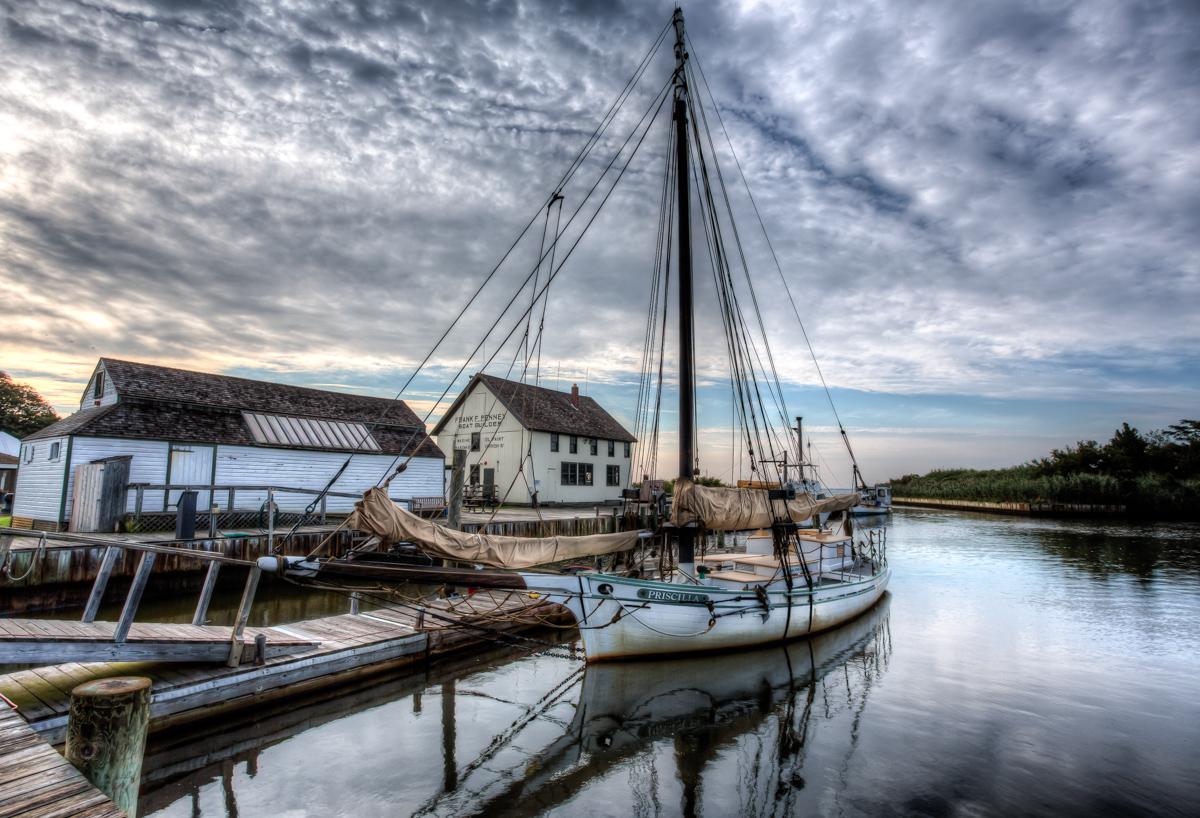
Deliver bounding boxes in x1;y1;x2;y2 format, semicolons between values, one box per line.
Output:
432;374;635;506
10;358;444;532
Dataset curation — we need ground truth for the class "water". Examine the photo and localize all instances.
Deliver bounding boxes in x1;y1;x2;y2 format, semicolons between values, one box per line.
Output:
143;509;1200;817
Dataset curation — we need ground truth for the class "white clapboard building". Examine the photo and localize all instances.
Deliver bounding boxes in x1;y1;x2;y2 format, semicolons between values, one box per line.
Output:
11;358;444;531
432;374;636;505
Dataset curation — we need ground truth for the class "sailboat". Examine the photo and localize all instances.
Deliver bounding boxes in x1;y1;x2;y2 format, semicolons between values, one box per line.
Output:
260;8;889;662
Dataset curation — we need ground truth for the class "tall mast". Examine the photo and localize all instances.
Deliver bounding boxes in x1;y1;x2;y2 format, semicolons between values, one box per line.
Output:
672;6;696;579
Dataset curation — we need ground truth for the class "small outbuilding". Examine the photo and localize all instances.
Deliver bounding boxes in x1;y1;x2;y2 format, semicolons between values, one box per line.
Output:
432;374;636;506
11;358;444;531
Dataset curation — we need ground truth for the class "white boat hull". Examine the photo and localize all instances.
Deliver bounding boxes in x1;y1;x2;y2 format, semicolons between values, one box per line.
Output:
522;565;889;662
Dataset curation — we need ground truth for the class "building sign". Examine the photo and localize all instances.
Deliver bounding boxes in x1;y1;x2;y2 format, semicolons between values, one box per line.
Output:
455;412;506;430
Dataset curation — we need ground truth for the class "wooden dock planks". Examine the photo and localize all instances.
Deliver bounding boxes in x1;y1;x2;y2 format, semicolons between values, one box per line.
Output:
0;619;319;665
0;591;570;745
0;703;124;818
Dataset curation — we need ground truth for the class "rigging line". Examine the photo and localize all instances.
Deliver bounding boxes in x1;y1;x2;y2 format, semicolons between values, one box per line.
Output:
687;63;793;438
374;82;675;488
277;24;674;550
691;85;792;472
531;196;564;386
365;74;676;495
522;197;555;379
687;73;795;476
630;118;674;486
645;131;675;482
635;116;675;485
687;36;865;484
689;139;774;475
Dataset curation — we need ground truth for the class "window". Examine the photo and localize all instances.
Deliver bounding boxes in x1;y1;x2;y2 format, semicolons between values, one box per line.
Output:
550;433;559;453
469;464;480;485
470;432;481;451
93;371;105;400
607;439;615;457
607;464;620;486
560;462;594;486
569;436;578;454
589;438;598;456
49;442;61;461
23;445;34;464
624;442;631;458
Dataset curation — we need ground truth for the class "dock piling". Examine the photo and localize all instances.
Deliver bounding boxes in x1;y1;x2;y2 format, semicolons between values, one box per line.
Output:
66;676;152;818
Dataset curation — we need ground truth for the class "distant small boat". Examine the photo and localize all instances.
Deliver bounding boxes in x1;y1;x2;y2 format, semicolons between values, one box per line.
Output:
852;483;893;517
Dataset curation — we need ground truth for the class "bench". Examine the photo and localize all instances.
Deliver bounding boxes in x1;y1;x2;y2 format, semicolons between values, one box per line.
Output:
411;496;447;518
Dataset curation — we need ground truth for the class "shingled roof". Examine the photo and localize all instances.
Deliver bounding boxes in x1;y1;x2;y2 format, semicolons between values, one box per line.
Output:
24;359;443;459
432;374;635;442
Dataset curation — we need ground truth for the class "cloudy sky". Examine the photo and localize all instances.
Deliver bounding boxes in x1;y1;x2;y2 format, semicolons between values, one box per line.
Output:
2;0;1197;484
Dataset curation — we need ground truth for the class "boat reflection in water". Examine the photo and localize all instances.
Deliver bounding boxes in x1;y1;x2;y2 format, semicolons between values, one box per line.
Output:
420;598;892;818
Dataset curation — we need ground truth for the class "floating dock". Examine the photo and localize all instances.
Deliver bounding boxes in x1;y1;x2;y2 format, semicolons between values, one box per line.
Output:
0;591;569;745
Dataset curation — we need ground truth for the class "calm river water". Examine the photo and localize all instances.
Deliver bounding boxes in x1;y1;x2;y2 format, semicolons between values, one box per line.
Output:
143;509;1200;817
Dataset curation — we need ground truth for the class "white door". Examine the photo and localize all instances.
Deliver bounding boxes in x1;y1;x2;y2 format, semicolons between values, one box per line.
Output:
168;445;214;509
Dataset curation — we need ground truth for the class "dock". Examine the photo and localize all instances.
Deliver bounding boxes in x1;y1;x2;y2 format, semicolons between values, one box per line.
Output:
0;700;124;818
0;620;317;665
0;590;570;745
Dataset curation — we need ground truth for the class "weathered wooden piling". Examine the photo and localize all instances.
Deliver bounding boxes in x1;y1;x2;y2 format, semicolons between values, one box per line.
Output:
65;676;153;817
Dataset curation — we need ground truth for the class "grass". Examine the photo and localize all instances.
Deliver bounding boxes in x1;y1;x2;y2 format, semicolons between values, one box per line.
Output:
890;467;1200;516
0;515;10;527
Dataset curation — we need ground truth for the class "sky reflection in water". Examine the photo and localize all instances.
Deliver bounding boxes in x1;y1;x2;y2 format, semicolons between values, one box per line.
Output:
145;510;1200;817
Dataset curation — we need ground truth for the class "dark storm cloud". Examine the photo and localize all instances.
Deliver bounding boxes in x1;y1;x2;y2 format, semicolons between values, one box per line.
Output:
1;0;1197;434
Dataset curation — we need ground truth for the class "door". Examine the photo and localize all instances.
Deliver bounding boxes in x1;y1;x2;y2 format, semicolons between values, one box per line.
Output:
167;444;214;510
483;467;495;500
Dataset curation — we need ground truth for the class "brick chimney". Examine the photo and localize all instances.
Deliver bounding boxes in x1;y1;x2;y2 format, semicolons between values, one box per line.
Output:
570;383;580;407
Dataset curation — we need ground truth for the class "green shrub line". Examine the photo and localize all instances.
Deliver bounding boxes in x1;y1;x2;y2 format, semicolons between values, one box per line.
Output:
890;420;1200;517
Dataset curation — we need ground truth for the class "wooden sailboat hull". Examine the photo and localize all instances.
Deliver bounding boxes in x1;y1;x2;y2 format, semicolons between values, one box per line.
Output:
521;565;889;662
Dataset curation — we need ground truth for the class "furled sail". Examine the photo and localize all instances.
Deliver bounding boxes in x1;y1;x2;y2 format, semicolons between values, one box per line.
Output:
348;487;643;569
670;479;859;531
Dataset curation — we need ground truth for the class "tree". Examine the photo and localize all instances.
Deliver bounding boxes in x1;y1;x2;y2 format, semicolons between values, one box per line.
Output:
0;372;60;438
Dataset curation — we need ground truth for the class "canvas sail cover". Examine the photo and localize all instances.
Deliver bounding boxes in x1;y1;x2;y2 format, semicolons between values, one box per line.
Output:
670;479;859;530
347;487;642;569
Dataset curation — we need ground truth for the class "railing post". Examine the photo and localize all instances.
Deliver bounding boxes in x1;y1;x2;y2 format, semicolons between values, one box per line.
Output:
266;488;275;551
134;486;144;523
82;546;120;623
350;592;360;615
228;487;235;517
227;565;261;666
192;560;221;626
320;495;327;524
114;552;156;643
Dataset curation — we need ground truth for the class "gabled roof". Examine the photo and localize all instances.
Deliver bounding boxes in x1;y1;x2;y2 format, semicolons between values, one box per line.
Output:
0;453;17;467
24;359;443;459
100;358;427;427
432;374;635;442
